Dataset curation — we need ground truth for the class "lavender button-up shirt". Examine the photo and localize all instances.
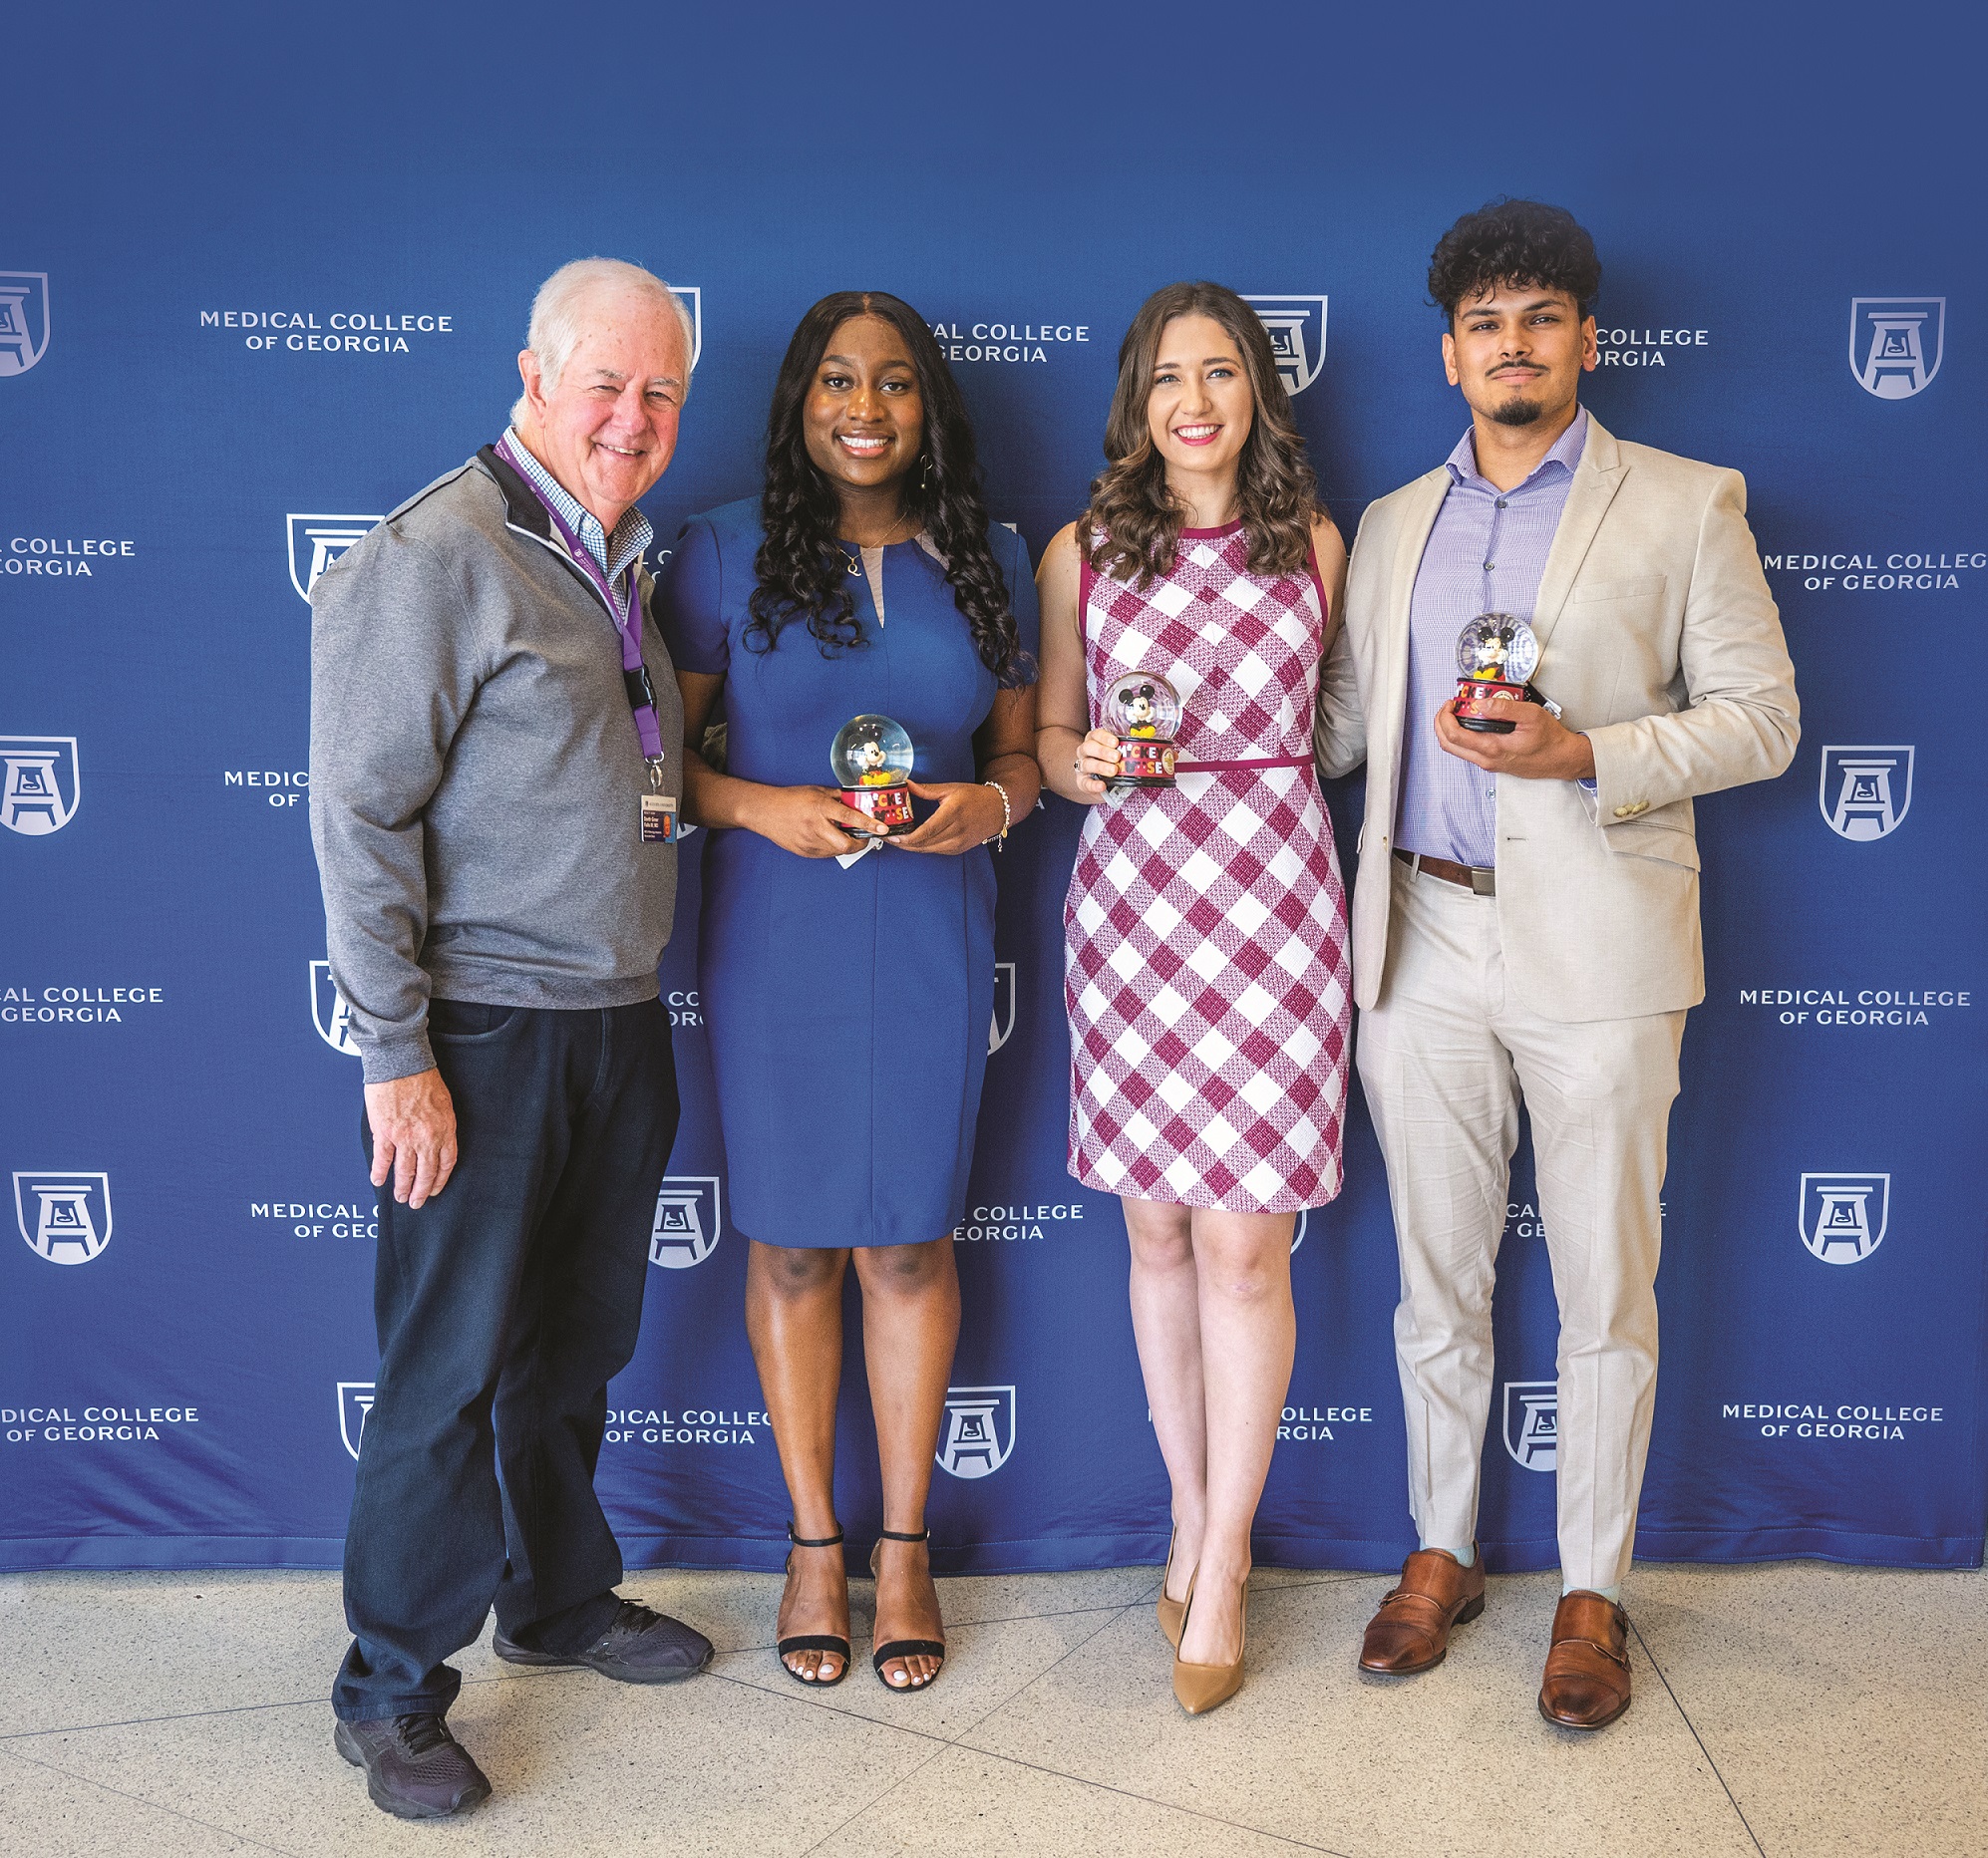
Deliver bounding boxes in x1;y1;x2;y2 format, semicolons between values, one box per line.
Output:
1396;410;1589;867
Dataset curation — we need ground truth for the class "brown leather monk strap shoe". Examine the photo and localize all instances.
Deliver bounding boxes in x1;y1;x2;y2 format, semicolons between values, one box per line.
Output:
1538;1590;1632;1729
1358;1546;1487;1675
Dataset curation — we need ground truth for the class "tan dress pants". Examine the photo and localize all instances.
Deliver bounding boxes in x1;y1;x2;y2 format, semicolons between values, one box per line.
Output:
1356;858;1685;1593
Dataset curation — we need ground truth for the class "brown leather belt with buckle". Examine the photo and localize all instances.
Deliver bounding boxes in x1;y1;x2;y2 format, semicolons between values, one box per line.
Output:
1394;847;1495;896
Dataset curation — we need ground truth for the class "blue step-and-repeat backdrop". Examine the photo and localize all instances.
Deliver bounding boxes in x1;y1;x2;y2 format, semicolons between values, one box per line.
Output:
5;9;1984;1576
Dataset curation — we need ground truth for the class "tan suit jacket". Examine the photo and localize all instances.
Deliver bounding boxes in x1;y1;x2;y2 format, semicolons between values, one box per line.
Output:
1316;414;1799;1022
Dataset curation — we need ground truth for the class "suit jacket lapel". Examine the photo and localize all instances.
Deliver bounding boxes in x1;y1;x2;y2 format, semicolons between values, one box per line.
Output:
1530;413;1627;659
1372;470;1451;817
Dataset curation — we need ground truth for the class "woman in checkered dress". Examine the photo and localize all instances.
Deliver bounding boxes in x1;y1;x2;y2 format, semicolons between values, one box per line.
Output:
1036;282;1351;1714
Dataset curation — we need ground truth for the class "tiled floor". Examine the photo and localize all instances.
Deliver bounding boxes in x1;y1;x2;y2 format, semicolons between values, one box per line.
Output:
0;1558;1981;1856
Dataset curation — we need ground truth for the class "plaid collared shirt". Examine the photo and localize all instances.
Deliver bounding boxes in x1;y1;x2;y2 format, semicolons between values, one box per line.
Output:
498;426;653;591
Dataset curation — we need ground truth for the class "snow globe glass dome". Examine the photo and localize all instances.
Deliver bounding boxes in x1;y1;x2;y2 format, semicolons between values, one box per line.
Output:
830;714;916;833
1104;672;1181;743
1454;613;1539;736
1102;672;1181;789
1454;612;1539;686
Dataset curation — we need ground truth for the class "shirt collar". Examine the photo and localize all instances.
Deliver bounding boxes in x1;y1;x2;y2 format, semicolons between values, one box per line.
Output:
1446;407;1589;492
498;427;653;583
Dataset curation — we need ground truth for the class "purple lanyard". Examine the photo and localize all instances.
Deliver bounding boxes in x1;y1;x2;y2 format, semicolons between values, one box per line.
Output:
496;436;665;773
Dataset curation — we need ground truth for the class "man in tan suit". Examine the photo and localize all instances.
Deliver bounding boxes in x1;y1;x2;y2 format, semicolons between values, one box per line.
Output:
1316;201;1798;1728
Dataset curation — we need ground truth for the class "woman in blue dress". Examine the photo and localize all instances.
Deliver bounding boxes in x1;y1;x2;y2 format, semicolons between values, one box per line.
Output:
658;292;1039;1693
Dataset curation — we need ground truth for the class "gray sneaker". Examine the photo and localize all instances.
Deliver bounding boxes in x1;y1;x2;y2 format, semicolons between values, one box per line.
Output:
494;1599;713;1684
334;1714;491;1820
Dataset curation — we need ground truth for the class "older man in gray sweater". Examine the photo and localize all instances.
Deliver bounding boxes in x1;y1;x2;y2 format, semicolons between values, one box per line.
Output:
310;259;703;1821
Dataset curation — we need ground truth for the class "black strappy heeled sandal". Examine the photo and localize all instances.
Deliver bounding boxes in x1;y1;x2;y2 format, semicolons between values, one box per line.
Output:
777;1521;850;1687
868;1526;946;1691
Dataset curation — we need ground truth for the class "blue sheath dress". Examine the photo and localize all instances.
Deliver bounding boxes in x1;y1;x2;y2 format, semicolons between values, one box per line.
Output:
657;498;1038;1248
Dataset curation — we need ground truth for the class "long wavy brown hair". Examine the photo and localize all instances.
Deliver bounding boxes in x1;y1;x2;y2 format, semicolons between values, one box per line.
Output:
1084;281;1319;588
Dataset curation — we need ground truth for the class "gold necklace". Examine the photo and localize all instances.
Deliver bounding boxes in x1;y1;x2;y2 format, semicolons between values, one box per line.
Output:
865;507;918;547
842;507;918;573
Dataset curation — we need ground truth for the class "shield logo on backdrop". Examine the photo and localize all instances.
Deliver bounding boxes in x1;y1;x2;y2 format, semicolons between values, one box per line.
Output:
0;736;80;835
1502;1381;1558;1471
988;961;1017;1055
0;272;50;377
936;1385;1016;1479
1849;298;1943;400
675;285;703;371
14;1171;113;1266
1289;1209;1310;1255
337;1382;376;1460
1800;1173;1889;1265
287;513;381;603
1819;745;1912;841
1242;295;1329;396
650;1176;722;1269
309;960;362;1056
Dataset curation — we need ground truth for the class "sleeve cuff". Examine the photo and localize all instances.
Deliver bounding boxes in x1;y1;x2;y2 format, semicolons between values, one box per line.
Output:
357;1031;436;1086
1583;720;1653;819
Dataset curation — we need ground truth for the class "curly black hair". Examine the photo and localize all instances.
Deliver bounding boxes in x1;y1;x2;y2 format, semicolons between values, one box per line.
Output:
746;290;1029;686
1427;199;1602;324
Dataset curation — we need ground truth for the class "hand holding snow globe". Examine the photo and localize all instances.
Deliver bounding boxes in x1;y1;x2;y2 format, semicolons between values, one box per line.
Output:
830;714;916;834
1454;613;1540;736
1103;672;1180;790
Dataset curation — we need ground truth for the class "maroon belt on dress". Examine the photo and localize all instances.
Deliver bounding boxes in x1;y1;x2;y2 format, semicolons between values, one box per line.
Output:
1171;755;1315;774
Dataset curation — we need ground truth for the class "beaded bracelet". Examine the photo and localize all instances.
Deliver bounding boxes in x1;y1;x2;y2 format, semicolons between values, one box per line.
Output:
983;779;1012;848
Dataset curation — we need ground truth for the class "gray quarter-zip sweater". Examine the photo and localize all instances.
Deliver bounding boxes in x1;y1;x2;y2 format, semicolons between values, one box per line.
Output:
308;448;684;1084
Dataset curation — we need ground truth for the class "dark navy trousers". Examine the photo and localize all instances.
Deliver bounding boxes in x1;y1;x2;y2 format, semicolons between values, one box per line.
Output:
334;998;678;1721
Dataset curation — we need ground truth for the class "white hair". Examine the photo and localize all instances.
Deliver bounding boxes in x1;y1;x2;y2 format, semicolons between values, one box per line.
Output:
509;258;695;426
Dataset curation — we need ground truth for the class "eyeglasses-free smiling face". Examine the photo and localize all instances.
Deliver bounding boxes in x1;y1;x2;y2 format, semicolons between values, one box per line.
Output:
515;285;690;526
802;315;925;497
1443;286;1597;429
1146;313;1255;479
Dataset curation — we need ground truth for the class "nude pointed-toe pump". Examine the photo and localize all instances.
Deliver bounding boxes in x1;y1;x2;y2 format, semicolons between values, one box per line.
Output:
1157;1528;1187;1648
1170;1573;1247;1715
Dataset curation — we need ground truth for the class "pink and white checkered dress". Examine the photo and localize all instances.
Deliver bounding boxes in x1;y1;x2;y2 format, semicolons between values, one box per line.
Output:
1064;521;1351;1212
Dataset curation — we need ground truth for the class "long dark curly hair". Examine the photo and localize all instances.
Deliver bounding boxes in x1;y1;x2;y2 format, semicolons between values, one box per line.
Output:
1084;281;1319;588
747;291;1029;685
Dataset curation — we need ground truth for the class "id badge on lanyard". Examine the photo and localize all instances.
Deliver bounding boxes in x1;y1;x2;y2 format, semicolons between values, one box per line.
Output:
623;632;675;843
628;656;675;843
620;610;674;842
640;782;678;842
